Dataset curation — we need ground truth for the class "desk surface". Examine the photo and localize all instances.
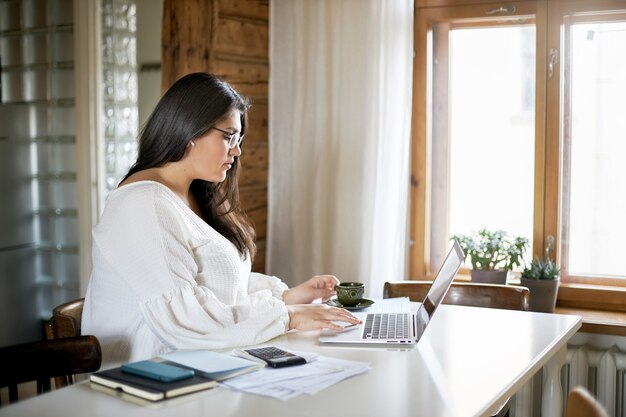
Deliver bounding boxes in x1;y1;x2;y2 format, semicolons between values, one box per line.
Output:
0;305;581;417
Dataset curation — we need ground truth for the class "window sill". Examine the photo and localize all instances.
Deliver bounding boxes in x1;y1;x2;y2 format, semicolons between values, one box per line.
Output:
556;282;626;312
554;307;626;337
553;283;626;337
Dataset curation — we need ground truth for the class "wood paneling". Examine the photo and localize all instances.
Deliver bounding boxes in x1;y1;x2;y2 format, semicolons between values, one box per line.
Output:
213;58;269;84
214;19;268;59
247;206;267;240
246;102;268;142
162;0;269;272
238;143;267;187
239;185;267;211
252;240;266;272
161;0;214;91
229;81;268;102
218;0;268;20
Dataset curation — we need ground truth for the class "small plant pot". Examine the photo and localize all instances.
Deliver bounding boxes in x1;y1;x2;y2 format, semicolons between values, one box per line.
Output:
520;277;560;313
470;269;508;284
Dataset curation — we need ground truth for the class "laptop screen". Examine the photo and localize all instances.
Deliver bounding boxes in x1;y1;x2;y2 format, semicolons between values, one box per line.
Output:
415;241;464;339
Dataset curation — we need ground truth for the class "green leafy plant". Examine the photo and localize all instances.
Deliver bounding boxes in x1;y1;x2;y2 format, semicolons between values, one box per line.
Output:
451;228;529;271
521;236;560;280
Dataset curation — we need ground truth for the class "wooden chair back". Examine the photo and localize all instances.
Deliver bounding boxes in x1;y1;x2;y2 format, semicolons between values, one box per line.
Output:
383;281;529;311
43;298;86;388
0;335;101;405
565;387;609;417
46;298;85;339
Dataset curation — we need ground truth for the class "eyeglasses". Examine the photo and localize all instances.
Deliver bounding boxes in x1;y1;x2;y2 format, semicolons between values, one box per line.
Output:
211;126;244;149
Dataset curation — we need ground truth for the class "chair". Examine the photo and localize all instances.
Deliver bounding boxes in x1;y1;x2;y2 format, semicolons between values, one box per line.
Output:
45;297;85;339
44;298;86;388
383;281;529;311
383;280;530;417
565;387;609;417
0;335;101;405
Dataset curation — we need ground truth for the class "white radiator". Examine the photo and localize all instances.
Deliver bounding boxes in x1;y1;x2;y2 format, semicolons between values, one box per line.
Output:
562;344;626;417
512;341;626;417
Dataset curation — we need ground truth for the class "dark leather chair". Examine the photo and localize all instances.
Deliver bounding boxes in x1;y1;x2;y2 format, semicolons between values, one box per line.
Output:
0;335;101;405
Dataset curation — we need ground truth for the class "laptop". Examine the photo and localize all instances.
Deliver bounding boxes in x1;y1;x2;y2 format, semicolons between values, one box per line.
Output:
319;240;464;345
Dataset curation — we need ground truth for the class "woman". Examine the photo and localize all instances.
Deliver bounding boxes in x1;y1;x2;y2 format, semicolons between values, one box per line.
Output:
82;73;360;367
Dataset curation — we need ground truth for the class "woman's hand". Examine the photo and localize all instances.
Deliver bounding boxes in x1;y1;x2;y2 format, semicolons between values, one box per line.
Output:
282;275;339;305
286;304;361;331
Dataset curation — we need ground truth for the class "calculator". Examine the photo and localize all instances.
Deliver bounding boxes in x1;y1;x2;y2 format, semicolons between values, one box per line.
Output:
243;347;307;368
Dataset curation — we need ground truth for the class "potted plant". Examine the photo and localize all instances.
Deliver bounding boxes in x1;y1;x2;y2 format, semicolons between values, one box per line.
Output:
520;236;560;313
451;228;528;284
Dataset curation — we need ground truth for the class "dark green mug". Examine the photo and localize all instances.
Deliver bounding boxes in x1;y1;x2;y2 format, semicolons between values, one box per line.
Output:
335;282;365;307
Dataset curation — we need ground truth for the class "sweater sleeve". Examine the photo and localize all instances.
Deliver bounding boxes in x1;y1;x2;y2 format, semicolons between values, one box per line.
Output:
140;285;289;349
93;185;289;350
248;272;289;300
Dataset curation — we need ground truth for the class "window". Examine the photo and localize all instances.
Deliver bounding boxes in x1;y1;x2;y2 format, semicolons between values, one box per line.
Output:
411;1;626;294
559;11;626;283
426;13;538;271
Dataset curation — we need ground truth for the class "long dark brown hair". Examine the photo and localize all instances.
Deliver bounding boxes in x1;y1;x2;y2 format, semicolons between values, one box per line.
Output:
122;73;256;259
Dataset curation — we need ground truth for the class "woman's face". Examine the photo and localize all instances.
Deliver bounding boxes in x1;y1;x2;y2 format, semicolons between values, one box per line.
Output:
187;109;242;183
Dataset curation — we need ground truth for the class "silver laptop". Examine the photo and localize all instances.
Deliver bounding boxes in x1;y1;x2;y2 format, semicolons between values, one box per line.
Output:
319;240;464;345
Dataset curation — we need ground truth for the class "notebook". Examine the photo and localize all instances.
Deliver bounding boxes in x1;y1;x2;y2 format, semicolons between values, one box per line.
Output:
319;240;464;345
89;367;217;401
159;350;264;381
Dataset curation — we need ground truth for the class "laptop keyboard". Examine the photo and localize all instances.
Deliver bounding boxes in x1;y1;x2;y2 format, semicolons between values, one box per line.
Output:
362;313;411;340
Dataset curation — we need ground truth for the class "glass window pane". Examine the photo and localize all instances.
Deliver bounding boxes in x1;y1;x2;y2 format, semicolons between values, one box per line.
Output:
430;24;536;270
564;21;626;278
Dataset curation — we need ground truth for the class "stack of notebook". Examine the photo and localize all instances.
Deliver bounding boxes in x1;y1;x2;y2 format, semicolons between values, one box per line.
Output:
90;350;263;402
90;367;216;401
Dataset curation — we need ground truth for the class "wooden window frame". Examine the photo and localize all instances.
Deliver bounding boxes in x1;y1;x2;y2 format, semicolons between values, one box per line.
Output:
410;1;547;280
546;1;626;290
410;0;626;310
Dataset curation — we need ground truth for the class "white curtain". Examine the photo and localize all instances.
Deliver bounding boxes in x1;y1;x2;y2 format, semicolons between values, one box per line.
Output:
267;0;413;298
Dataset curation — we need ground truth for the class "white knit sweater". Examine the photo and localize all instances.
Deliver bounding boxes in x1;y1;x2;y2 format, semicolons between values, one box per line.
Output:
82;181;290;368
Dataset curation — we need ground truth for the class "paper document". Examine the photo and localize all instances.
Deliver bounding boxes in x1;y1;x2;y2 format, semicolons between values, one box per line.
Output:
223;349;370;400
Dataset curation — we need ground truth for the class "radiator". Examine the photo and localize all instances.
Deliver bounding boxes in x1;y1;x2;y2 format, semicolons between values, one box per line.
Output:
512;342;626;417
563;344;626;417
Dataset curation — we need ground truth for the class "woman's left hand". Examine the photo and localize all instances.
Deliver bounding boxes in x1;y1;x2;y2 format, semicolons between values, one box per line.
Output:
282;275;340;305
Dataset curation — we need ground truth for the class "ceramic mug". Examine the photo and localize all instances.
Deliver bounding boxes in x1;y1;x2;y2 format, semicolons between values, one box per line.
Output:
335;282;365;307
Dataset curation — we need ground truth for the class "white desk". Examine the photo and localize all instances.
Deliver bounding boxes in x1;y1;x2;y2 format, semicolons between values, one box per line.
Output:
0;305;581;417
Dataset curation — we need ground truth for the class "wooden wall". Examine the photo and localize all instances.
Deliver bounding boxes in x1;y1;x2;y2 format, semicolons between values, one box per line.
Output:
162;0;269;272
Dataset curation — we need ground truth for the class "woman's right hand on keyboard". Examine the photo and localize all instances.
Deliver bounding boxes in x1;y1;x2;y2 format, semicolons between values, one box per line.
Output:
286;304;362;331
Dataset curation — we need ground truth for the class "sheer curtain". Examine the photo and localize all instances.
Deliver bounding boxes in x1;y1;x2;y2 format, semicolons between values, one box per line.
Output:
267;0;413;297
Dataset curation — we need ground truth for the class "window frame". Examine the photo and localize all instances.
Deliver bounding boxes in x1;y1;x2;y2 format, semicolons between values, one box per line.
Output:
410;1;548;280
410;0;626;308
546;0;626;288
